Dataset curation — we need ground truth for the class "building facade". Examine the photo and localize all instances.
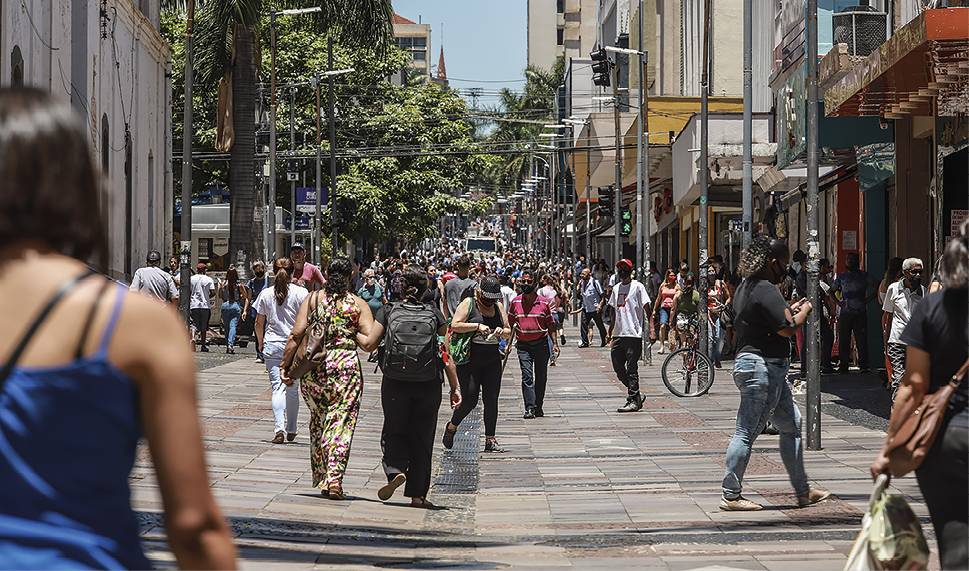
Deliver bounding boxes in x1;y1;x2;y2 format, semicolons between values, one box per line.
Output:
3;0;172;282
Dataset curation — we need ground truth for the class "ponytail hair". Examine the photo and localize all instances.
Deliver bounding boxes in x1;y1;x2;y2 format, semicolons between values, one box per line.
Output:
273;257;293;306
325;256;353;297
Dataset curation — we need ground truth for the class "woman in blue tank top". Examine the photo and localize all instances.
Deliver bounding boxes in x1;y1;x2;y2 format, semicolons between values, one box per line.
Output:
0;88;236;569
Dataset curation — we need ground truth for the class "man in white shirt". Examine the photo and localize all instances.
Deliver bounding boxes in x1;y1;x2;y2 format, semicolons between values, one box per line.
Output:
130;250;178;307
575;268;607;347
607;259;656;412
190;263;216;352
882;257;926;400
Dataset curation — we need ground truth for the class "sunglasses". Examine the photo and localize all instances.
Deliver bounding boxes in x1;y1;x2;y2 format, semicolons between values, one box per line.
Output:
907;269;923;275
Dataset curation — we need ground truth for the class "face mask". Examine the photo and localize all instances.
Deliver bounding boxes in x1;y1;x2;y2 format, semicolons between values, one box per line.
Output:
255;271;265;278
908;274;922;291
480;298;496;307
521;284;536;295
768;261;785;284
618;270;632;280
366;277;375;286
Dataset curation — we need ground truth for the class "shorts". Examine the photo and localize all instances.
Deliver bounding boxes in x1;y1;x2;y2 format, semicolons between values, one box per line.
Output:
676;314;695;333
658;307;672;326
555;312;565;330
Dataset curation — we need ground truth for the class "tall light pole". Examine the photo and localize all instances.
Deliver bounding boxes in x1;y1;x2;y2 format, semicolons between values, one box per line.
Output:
179;0;196;326
313;61;353;264
270;7;320;261
806;0;822;450
698;0;712;357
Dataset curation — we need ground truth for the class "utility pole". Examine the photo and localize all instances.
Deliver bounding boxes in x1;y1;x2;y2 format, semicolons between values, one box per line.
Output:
328;37;339;256
178;0;195;326
698;0;712;356
586;139;592;263
806;0;822;450
742;0;753;249
613;60;622;266
315;70;322;265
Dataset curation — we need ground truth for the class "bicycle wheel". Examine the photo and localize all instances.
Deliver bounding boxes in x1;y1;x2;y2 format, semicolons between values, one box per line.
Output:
661;348;715;397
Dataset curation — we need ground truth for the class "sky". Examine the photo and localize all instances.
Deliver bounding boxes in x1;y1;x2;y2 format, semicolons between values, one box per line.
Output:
389;0;528;110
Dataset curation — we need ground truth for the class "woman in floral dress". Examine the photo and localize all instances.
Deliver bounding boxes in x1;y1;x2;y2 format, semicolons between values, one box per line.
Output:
281;257;370;499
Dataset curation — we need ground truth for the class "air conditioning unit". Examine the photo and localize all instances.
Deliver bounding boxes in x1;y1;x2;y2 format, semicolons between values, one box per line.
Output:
833;6;888;57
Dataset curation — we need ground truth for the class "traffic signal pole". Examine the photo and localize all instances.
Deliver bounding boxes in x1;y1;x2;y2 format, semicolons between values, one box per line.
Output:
613;62;622;267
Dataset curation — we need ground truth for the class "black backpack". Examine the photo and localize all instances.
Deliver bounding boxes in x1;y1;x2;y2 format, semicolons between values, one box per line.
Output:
379;303;441;382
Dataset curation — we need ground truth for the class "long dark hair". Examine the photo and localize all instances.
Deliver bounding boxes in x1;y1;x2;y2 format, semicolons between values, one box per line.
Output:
325;257;353;297
273;257;293;306
225;267;239;301
0;88;106;268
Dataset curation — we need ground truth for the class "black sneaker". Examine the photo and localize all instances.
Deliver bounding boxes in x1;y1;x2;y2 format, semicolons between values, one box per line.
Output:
561;335;566;345
484;438;506;453
617;399;641;413
578;343;589;348
534;408;544;417
523;408;536;419
635;392;645;407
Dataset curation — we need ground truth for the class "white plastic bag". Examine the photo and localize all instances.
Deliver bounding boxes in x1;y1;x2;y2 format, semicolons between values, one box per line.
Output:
844;474;929;571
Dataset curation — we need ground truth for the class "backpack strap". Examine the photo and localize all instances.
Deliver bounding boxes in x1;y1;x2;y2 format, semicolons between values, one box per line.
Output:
0;268;96;388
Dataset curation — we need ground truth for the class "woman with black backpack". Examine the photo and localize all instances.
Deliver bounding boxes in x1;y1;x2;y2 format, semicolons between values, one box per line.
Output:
356;265;461;508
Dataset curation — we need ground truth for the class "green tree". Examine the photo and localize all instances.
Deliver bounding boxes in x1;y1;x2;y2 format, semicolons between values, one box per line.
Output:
170;0;393;276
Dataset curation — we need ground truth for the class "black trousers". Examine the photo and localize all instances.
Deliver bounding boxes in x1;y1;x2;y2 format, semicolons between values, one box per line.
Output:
580;309;607;346
380;377;442;499
452;350;502;436
838;312;869;370
190;308;211;346
611;336;642;398
916;412;968;570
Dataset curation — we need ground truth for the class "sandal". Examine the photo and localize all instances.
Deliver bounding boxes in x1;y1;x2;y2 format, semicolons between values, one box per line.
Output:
378;473;407;501
442;423;457;450
327;486;346;500
410;497;434;509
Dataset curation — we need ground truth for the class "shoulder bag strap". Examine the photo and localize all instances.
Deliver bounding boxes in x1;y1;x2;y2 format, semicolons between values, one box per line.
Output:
0;268;96;387
951;358;969;388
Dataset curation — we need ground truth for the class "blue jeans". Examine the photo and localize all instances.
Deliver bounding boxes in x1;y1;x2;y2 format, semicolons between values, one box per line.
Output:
264;341;300;433
221;301;242;347
722;353;809;499
709;315;724;363
517;339;550;411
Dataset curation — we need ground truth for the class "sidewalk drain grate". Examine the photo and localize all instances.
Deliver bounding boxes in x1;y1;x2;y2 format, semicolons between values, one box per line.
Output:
434;406;480;494
375;561;508;570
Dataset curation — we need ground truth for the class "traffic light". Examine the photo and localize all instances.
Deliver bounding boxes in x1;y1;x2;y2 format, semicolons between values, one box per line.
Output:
621;207;632;236
340;197;354;224
597;185;614;217
590;47;611;87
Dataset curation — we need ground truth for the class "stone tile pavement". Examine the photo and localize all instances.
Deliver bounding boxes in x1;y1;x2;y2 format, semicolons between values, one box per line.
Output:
134;342;940;570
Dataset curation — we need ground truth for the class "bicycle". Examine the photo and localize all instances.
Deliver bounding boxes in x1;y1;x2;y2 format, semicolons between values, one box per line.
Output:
661;314;715;397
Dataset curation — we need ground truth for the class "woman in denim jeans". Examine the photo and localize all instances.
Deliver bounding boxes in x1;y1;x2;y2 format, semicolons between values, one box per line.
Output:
254;258;308;444
720;237;830;511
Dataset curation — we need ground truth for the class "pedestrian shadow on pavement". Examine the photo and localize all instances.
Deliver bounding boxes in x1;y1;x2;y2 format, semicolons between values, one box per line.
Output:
818;372;891;432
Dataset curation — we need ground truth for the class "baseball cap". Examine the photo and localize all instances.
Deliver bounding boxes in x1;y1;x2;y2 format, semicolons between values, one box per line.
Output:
146;250;162;263
291;242;305;251
616;259;633;270
479;276;503;300
197;262;207;270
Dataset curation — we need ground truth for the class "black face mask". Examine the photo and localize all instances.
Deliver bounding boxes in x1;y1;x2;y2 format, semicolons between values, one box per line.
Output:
908;274;922;291
768;261;785;284
255;271;266;278
521;284;536;295
480;298;496;307
618;270;632;280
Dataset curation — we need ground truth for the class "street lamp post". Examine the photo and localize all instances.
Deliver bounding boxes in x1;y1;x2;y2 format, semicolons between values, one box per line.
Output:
270;6;321;261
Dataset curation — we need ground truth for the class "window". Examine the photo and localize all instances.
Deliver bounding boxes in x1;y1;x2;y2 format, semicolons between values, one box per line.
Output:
557;28;564;46
557;0;565;13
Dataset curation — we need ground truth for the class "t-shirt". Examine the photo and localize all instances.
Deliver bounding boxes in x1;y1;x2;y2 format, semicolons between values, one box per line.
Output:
189;274;215;309
255;284;309;345
734;278;793;358
292;263;325;290
444;275;478;315
129;266;177;303
899;287;968;418
608;279;651;338
833;269;879;315
246;276;271;315
579;278;604;313
675;289;700;315
358;283;385;314
500;285;516;312
881;281;926;344
538;285;560;313
507;295;554;342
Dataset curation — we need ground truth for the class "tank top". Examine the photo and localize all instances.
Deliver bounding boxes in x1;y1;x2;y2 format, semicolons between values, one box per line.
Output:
676;289;700;314
659;283;678;309
0;284;150;569
466;301;504;363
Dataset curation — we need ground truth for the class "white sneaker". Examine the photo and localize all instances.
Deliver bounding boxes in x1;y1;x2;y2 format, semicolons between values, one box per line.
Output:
658;346;665;354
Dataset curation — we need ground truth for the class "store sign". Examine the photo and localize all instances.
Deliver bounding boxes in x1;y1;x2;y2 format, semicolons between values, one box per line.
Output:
777;61;806;170
952;210;969;236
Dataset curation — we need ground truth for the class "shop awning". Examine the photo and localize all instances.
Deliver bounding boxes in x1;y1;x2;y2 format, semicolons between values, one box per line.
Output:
825;8;969;118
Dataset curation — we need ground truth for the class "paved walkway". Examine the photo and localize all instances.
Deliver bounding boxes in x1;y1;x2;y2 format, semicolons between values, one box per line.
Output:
133;343;938;570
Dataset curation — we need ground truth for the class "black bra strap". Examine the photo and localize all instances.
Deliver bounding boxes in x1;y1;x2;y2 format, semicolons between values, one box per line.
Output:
75;277;114;359
0;269;96;388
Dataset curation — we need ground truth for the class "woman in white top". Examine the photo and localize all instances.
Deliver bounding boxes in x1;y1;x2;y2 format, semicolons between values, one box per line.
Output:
255;257;309;443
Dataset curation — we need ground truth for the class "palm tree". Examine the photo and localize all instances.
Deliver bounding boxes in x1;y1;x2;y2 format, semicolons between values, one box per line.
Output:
191;0;393;277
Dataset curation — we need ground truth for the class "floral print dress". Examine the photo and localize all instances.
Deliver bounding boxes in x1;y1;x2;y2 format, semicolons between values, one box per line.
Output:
299;292;362;492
